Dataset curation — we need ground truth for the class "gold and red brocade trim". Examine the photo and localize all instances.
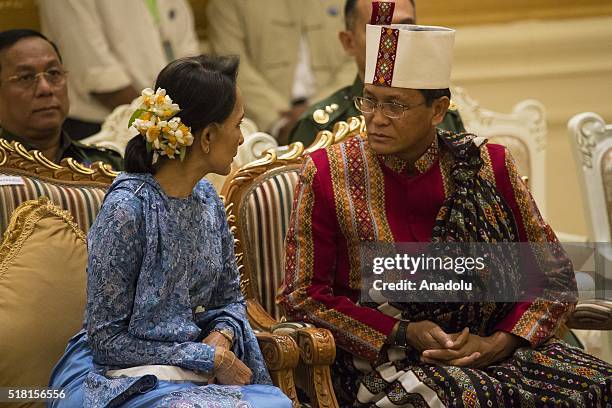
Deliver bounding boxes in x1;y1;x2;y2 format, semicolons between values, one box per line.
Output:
502;150;574;345
438;149;453;197
505;152;545;243
283;154;388;359
328;135;394;289
283;158;317;295
415;136;440;174
380;154;408;174
380;135;440;176
373;27;400;87
512;300;570;346
295;294;386;359
363;139;395;243
370;1;395;25
478;145;496;185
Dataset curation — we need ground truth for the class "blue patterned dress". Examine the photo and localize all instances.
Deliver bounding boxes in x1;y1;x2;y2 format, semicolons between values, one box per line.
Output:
49;173;292;408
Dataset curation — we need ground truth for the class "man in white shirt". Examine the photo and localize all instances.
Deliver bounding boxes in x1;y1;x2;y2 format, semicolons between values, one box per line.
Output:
38;0;199;139
206;0;356;144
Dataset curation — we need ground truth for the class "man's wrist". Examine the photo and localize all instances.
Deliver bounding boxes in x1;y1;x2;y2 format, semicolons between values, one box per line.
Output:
387;320;410;348
386;321;400;345
492;331;523;355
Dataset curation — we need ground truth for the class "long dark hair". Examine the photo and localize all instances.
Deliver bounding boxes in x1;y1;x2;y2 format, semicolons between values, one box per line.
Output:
124;55;240;174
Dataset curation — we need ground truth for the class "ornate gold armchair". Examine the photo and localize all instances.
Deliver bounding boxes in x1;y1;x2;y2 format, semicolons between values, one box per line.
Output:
221;116;364;408
0;138;301;407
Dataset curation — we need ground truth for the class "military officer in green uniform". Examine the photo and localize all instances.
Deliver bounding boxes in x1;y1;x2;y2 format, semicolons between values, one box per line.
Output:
0;29;123;170
289;0;465;147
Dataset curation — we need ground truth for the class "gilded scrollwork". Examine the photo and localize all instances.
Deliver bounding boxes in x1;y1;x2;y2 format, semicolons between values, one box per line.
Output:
0;138;118;184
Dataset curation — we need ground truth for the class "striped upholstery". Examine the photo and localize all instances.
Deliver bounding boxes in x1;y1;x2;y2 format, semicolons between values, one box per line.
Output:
240;168;300;319
0;170;108;236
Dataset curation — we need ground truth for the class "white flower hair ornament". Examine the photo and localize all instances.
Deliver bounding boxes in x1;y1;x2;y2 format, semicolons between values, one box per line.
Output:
128;87;194;164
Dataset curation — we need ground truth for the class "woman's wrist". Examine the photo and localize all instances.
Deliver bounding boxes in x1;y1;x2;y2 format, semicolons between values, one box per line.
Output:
211;327;234;346
213;346;225;370
213;346;237;372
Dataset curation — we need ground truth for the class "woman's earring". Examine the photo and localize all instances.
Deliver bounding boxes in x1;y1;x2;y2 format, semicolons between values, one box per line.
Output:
204;146;210;154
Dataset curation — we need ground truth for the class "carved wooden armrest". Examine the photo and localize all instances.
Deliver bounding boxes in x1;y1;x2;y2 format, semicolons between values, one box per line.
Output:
295;327;338;408
255;331;300;407
271;324;339;408
567;300;612;330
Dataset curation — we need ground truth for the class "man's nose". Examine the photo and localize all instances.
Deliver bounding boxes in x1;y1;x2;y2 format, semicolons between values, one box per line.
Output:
370;107;390;127
34;74;54;96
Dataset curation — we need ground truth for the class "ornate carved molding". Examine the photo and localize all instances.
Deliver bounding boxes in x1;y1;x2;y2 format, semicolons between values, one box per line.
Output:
0;139;118;185
452;88;547;153
246;299;278;332
296;328;336;366
513;100;547;153
569;113;608;170
257;331;300;371
256;332;300;407
293;328;339;406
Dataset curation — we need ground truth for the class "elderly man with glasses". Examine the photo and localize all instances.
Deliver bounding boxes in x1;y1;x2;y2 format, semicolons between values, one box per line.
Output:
0;29;122;169
279;3;612;407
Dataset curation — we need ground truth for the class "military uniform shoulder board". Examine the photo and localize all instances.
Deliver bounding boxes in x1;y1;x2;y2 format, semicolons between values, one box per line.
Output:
312;103;340;125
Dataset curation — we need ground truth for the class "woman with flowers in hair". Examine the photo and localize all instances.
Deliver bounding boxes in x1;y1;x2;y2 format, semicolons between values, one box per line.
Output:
48;55;292;408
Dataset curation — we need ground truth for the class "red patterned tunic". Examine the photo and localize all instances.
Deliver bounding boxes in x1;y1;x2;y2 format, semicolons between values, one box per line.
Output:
279;133;574;362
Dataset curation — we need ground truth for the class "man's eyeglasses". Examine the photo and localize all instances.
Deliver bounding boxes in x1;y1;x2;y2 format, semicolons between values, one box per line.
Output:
2;68;68;90
354;96;424;119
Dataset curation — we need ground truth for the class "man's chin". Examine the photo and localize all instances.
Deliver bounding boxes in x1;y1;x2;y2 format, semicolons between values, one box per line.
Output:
368;140;399;156
30;117;64;132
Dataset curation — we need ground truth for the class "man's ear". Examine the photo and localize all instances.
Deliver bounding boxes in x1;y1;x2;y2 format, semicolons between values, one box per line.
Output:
431;96;450;127
338;30;356;57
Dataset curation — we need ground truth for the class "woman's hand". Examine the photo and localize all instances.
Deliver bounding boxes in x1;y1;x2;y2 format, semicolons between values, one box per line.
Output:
405;320;455;352
420;330;524;368
213;347;252;385
202;331;231;350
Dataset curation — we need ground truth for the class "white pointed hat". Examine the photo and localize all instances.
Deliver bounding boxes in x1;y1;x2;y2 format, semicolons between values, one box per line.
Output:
364;24;455;89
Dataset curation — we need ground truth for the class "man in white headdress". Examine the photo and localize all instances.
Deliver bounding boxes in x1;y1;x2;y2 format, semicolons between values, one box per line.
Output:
279;2;611;406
